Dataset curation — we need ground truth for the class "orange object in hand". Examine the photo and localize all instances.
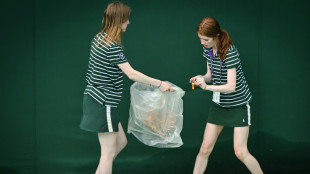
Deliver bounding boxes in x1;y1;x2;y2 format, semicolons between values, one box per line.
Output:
192;83;195;90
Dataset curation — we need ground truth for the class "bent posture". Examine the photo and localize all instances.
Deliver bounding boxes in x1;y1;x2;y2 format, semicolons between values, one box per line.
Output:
190;17;263;174
80;2;173;174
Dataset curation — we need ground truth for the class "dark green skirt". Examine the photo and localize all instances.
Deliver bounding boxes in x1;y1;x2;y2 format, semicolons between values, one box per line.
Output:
80;94;120;133
207;102;251;127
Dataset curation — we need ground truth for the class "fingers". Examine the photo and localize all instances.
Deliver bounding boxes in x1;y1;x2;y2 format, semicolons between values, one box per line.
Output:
189;75;203;83
165;84;174;92
168;87;175;92
159;82;170;92
159;82;175;92
189;77;198;83
189;77;195;83
196;78;203;84
195;77;205;84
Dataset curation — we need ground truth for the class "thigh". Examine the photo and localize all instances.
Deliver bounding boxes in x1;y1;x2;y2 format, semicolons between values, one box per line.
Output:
116;123;127;146
201;123;224;148
233;126;250;149
98;132;118;153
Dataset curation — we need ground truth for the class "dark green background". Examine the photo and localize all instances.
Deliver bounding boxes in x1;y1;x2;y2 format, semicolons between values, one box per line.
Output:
1;0;309;173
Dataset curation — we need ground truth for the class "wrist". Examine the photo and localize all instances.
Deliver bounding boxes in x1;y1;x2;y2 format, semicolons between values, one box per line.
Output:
204;84;208;90
158;80;162;88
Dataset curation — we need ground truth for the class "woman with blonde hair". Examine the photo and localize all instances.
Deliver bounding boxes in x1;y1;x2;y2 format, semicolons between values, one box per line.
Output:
190;17;263;174
80;2;173;174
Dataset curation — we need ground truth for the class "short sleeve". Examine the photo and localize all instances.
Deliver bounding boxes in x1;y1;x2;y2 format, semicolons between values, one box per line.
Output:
109;44;128;65
225;45;240;69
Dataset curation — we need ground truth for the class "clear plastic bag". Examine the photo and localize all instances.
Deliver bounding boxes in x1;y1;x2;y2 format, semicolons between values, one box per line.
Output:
127;82;185;148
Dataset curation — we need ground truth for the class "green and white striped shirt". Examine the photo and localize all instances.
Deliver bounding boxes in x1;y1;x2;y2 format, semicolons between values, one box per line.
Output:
84;32;128;107
203;45;252;108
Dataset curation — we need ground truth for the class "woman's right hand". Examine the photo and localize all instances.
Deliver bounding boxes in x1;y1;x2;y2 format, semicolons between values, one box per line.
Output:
189;75;203;83
159;81;174;92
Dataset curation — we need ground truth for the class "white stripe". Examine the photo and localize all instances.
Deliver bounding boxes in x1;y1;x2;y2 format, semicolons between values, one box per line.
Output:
84;93;104;105
106;105;113;132
84;89;105;103
246;103;251;125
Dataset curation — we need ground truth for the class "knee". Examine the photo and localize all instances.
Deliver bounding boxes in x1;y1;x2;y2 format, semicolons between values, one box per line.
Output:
234;147;249;161
198;143;214;157
121;138;128;149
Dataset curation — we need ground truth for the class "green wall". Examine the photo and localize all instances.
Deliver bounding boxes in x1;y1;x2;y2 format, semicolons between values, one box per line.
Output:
1;0;309;173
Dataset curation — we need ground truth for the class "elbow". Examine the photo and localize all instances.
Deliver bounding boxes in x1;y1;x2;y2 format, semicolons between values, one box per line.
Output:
127;70;137;81
230;85;236;92
128;73;135;81
228;84;236;92
230;88;236;93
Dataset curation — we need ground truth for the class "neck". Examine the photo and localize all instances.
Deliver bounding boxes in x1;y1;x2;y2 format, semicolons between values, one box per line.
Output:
212;46;217;55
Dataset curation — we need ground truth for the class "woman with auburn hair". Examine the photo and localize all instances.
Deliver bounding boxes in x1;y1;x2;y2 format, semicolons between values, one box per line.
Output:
80;2;173;174
190;17;263;174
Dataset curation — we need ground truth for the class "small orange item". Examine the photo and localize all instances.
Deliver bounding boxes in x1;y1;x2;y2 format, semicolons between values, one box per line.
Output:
192;83;195;90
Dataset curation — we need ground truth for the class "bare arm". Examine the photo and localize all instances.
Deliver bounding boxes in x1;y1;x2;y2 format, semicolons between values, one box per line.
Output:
195;68;237;93
203;63;212;83
118;62;173;92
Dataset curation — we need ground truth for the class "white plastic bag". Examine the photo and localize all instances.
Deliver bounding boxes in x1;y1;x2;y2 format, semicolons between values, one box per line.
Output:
127;82;185;148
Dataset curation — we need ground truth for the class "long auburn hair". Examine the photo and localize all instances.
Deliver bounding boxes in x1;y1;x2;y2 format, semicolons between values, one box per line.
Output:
197;17;232;60
98;2;131;46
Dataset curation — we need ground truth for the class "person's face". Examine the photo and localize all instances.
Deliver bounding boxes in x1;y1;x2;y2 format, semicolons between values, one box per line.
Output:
121;20;130;32
198;34;217;48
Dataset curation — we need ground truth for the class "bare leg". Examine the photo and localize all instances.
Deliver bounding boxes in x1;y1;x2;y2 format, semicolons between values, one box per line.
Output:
234;126;263;174
95;123;127;174
114;123;128;159
193;123;224;174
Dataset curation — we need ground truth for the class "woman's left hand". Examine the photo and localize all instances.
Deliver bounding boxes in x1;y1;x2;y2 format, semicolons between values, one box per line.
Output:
195;77;207;90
